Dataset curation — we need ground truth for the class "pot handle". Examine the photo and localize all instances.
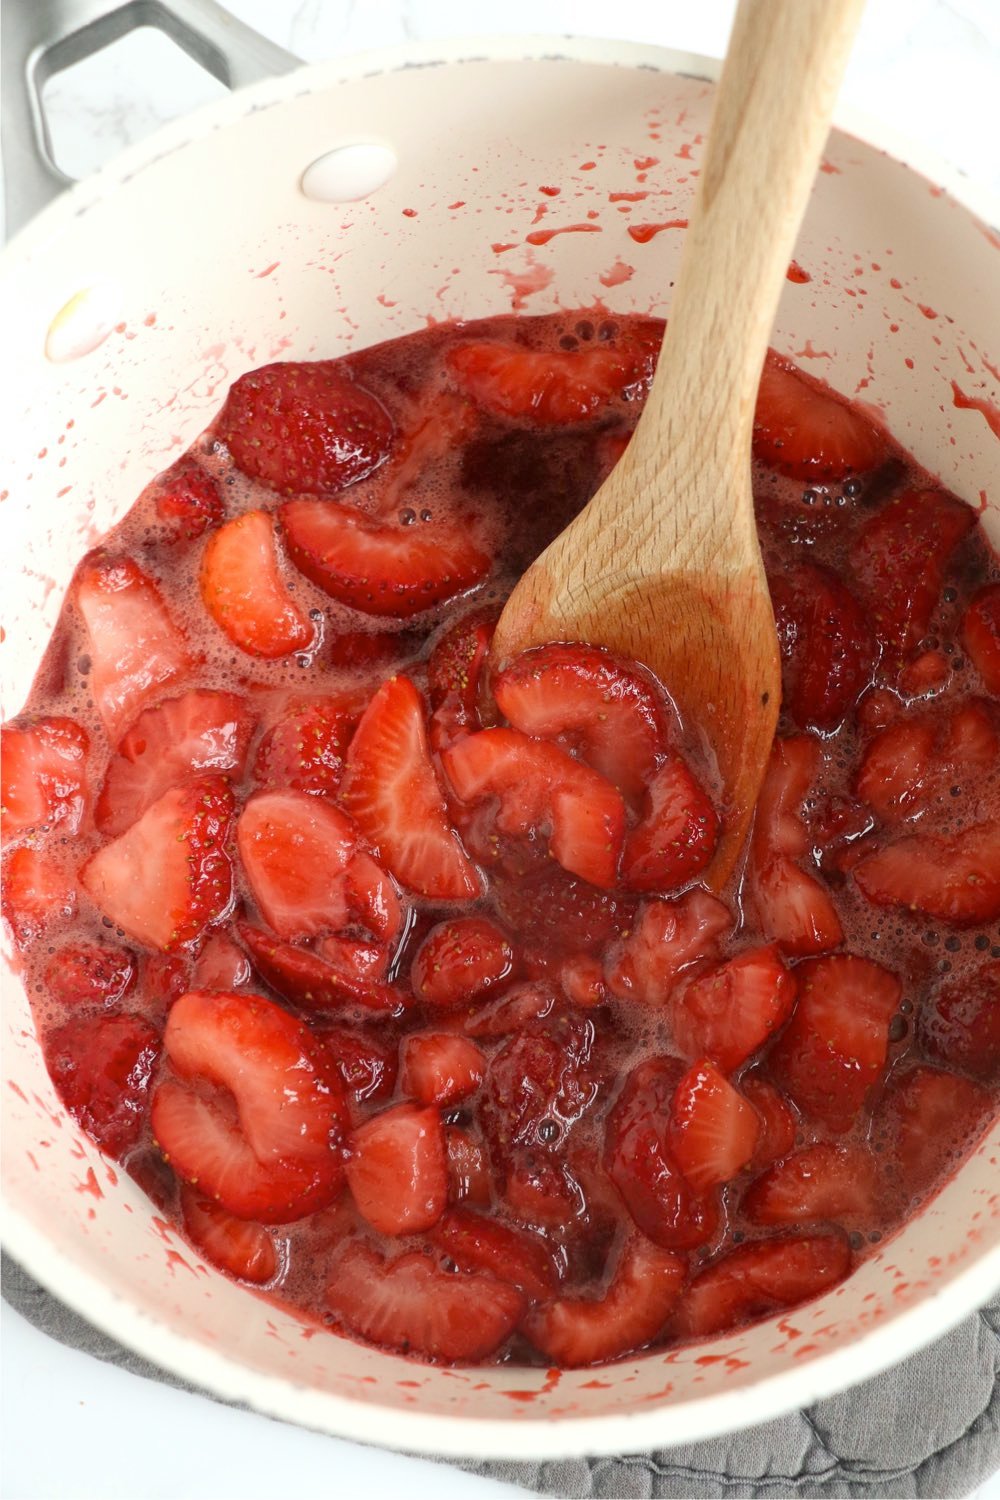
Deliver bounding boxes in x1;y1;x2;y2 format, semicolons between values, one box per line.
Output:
1;0;300;237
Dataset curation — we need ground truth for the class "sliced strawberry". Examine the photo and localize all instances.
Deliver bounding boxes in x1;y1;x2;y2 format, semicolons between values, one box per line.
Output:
96;689;253;837
45;1011;160;1160
236;789;357;940
753;359;885;481
483;1011;603;1161
493;867;636;969
769;561;875;731
142;952;191;1010
852;489;975;656
741;1077;799;1169
340;676;477;899
345;1101;447;1235
411;916;514;1008
2;847;76;947
750;738;844;956
218;360;393;495
75;553;190;742
1;716;89;838
200;510;314;660
558;953;607;1008
426;606;497;749
152;989;348;1222
447;340;648;425
442;727;625;889
669;1060;760;1190
319;1024;398;1104
252;695;354;796
504;1151;582;1230
743;1142;879;1226
670;1232;851;1339
400;1033;485;1108
853;822;1000;925
919;962;1000;1083
622;755;720;893
962;583;1000;694
432;1208;557;1302
191;932;251;991
878;1064;991;1199
672;945;797;1074
445;1126;492;1207
326;628;420;674
325;1241;523;1362
237;923;405;1017
342;851;406;942
768;954;901;1131
153;457;224;542
81;776;234;952
605;890;732;1004
281;498;489;619
314;933;388;982
855;698;998;826
464;979;559;1038
44;942;135;1007
180;1187;278;1284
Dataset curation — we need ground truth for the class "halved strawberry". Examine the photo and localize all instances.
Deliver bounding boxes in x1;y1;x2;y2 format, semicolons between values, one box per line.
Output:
442;727;625;889
319;1024;398;1104
605;890;732;1004
432;1208;557;1303
919;962;1000;1083
768;954;901;1131
877;1064;991;1199
445;1126;492;1207
191;932;251;991
96;689;253;836
855;698;997;826
853;822;1000;925
236;789;358;940
743;1142;879;1226
447;340;648;425
325;1241;523;1362
750;738;844;956
81;776;234;952
237;923;405;1017
668;1060;760;1190
281;498;489;618
483;1011;603;1160
741;1077;799;1169
670;1232;851;1339
345;1101;447;1235
753;359;885;481
200;510;314;660
493;642;666;802
400;1032;485;1108
45;1011;160;1160
1;716;89;838
426;606;498;750
218;359;394;495
152;989;348;1222
411;916;514;1008
1;847;76;948
44;942;135;1007
672;945;797;1074
252;695;354;796
852;489;975;656
622;756;720;893
769;561;875;731
962;583;1000;694
180;1187;278;1284
76;553;190;742
340;676;478;900
153;457;224;542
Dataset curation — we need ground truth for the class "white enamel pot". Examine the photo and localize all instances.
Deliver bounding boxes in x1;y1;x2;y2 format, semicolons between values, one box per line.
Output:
2;23;1000;1462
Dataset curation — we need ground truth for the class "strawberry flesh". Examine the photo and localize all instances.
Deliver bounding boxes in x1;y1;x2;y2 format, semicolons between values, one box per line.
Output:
400;1032;485;1107
180;1187;278;1283
431;1207;557;1302
668;1060;760;1190
853;822;1000;926
743;1142;880;1227
44;941;136;1007
1;716;89;838
236;788;357;940
622;755;720;892
671;1232;851;1339
200;509;315;659
753;359;885;481
345;1102;447;1235
920;961;1000;1083
962;583;1000;693
253;695;354;796
672;945;797;1074
45;1011;160;1160
447;339;649;425
769;560;875;731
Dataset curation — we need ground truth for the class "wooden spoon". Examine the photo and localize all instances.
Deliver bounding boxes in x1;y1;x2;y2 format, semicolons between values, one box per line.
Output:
492;0;865;887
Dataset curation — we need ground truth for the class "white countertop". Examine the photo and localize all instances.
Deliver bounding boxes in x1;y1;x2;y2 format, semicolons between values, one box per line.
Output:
3;2;999;1497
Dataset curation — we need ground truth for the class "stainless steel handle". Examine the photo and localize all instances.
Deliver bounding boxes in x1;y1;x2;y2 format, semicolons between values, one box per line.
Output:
1;0;300;236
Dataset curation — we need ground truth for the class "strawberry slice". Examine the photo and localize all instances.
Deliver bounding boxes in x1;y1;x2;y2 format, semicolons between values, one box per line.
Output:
442;727;625;889
493;867;636;970
878;1064;991;1199
45;1011;160;1161
670;1232;851;1339
445;1126;492;1207
96;689;253;837
464;979;559;1038
153;457;224;542
237;923;405;1017
281;498;490;618
853;822;1000;925
400;1032;485;1107
76;553;190;742
1;716;89;838
750;737;844;956
668;1060;760;1190
180;1187;278;1284
852;489;975;657
672;945;797;1074
191;932;251;991
81;776;234;952
605;890;732;1004
152;989;348;1222
345;1101;447;1235
622;756;720;892
200;510;315;660
920;961;1000;1083
44;942;135;1007
768;954;902;1131
493;642;667;802
753;359;886;481
431;1208;557;1303
236;789;358;940
741;1077;799;1169
341;851;406;942
743;1142;879;1226
769;561;875;731
483;1011;603;1161
962;583;1000;694
218;359;393;495
315;933;388;982
2;847;76;947
340;676;478;899
523;1235;685;1367
855;698;998;826
411;916;515;1008
447;340;649;425
252;695;354;796
426;606;498;750
505;1151;581;1230
325;1241;523;1362
319;1024;398;1104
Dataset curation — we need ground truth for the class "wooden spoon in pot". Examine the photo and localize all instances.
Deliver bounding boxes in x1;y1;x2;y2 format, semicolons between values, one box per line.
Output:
491;0;866;887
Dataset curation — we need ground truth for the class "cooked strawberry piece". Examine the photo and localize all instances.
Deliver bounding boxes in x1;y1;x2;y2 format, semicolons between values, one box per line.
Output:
622;756;720;893
45;1011;160;1160
750;738;843;956
769;561;875;731
81;776;234;952
341;851;406;942
672;945;797;1074
768;954;901;1131
345;1101;447;1235
558;953;607;1008
493;642;666;802
2;847;75;948
855;698;998;826
741;1077;799;1169
326;629;420;674
1;717;89;838
668;1060;760;1190
853;822;1000;925
753;359;885;481
899;648;951;699
447;340;647;425
152;989;348;1222
504;1151;582;1230
153;457;224;541
464;979;559;1038
853;489;975;656
483;1011;603;1161
325;1241;523;1362
919;961;1000;1083
96;689;253;837
443;727;625;889
445;1126;492;1207
180;1187;278;1284
319;1024;398;1104
237;923;405;1017
432;1208;557;1302
142;952;191;1010
200;510;314;660
962;583;1000;694
44;942;135;1007
76;553;190;742
218;359;393;495
191;932;251;990
281;498;489;618
605;890;732;1004
252;695;354;796
411;916;514;1008
493;868;636;969
744;1142;879;1226
426;606;497;748
604;1057;719;1249
236;789;357;940
671;1232;851;1339
401;1032;485;1108
878;1064;991;1199
314;932;389;982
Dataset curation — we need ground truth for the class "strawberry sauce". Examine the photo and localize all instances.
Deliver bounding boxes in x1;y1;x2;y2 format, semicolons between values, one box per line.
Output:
4;312;999;1368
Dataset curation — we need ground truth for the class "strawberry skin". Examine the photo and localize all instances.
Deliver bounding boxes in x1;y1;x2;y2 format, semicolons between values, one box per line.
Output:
1;716;89;838
430;1208;557;1303
253;695;354;796
236;788;358;940
668;1060;760;1190
447;340;649;424
180;1187;279;1284
743;1142;879;1227
483;1011;603;1161
854;698;997;827
672;945;797;1074
44;942;136;1007
750;737;844;956
200;510;315;659
237;922;405;1018
753;359;885;480
920;961;1000;1083
853;822;1000;925
853;488;975;657
671;1232;851;1339
345;1102;447;1235
878;1064;991;1198
154;457;224;541
605;889;732;1004
426;606;498;744
45;1011;160;1161
400;1032;485;1108
741;1077;798;1169
622;755;720;893
962;583;1000;693
411;916;514;1007
319;1024;398;1104
769;561;875;731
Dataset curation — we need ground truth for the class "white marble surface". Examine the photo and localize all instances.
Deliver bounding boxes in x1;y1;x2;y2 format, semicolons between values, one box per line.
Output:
3;2;999;1497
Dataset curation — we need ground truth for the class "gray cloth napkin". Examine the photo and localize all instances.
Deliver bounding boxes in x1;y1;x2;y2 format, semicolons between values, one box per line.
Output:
3;1251;998;1498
